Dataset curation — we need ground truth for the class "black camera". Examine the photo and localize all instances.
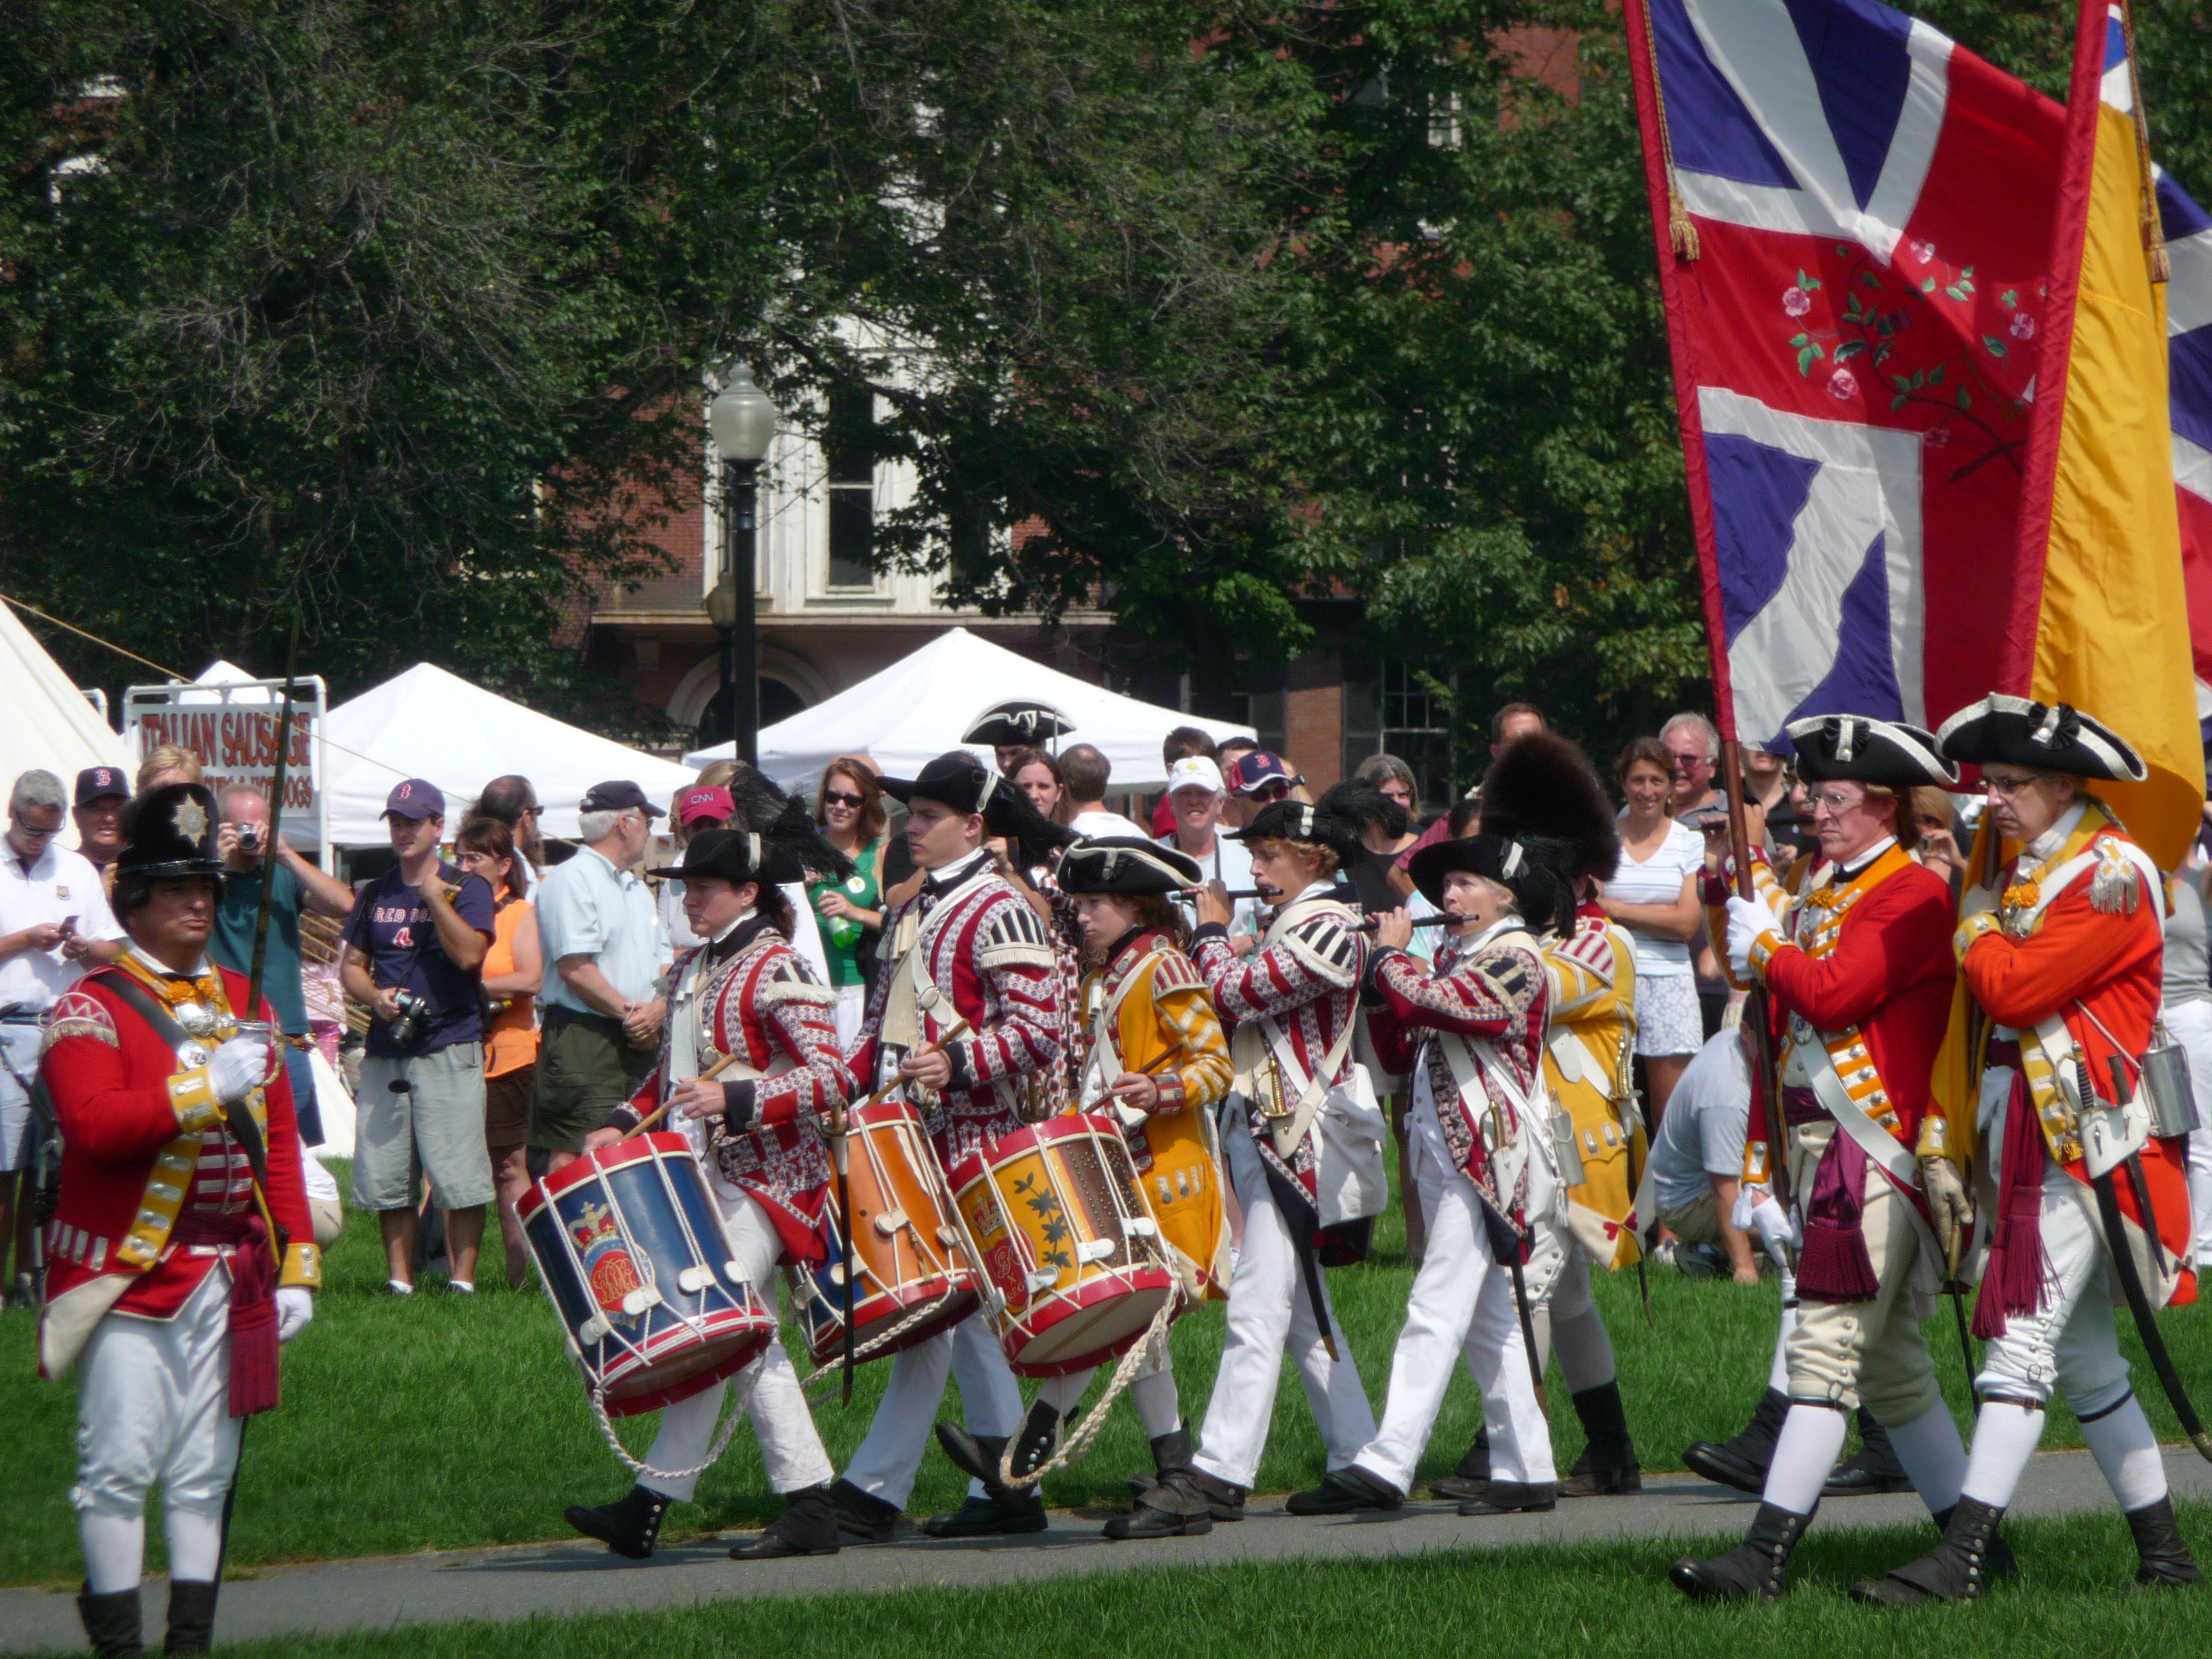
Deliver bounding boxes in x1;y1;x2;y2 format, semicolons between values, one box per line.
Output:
385;988;431;1051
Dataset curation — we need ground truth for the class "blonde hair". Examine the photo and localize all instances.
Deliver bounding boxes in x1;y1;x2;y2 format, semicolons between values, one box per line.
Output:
136;745;204;789
1246;835;1341;879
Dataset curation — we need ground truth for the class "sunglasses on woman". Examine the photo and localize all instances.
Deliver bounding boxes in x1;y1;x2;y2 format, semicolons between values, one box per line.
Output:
822;790;865;809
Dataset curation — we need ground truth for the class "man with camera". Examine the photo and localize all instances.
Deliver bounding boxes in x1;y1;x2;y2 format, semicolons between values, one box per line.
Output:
338;780;497;1295
211;782;355;1148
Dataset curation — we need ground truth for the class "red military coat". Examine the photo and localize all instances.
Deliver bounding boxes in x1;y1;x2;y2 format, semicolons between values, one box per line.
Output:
39;958;316;1372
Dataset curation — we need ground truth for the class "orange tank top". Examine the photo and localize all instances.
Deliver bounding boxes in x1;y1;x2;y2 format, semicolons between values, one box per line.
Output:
482;899;539;1077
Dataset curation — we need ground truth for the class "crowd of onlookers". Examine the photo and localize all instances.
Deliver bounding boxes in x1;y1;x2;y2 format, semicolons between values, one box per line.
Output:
0;696;2004;1310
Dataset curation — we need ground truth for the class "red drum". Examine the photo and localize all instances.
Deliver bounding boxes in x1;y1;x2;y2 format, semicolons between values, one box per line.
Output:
521;1133;775;1419
791;1100;981;1369
950;1114;1174;1377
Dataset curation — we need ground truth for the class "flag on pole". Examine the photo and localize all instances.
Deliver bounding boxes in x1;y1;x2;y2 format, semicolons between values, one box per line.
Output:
1624;0;2206;865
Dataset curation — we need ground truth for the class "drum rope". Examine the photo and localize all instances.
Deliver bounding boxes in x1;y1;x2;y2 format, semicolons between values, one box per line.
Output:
790;1293;953;1402
996;1295;1178;1490
588;1366;761;1482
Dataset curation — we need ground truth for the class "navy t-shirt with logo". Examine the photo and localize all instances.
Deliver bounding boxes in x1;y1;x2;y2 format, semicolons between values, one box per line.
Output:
340;862;497;1057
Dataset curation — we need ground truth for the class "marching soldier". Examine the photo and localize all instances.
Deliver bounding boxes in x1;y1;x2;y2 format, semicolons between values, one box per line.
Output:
935;836;1233;1537
826;755;1069;1543
1285;820;1578;1518
1852;697;2200;1602
40;785;318;1656
1672;715;1971;1601
565;808;856;1562
1182;784;1391;1520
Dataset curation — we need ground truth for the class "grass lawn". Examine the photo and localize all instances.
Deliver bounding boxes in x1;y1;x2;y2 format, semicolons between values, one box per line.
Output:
217;1503;2212;1659
3;1157;2208;1587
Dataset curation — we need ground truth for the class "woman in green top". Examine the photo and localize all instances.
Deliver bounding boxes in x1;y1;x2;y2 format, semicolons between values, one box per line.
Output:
812;756;888;1043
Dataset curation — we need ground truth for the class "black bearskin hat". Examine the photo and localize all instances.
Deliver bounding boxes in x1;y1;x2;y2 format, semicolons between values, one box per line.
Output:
1478;732;1621;884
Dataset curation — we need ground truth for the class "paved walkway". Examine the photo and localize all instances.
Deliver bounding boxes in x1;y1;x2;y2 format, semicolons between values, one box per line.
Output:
6;1448;2209;1653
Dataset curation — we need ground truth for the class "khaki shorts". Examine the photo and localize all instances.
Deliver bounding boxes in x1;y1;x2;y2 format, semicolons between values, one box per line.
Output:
530;1011;655;1154
351;1042;495;1212
1660;1192;1723;1247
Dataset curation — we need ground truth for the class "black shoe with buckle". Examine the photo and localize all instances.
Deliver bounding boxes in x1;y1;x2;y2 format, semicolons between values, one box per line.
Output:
1671;1501;1817;1602
1104;1454;1215;1542
1683;1388;1789;1496
1848;1494;2004;1604
1286;1464;1404;1516
825;1478;902;1544
1428;1427;1491;1502
730;1483;843;1560
1457;1479;1557;1517
565;1483;671;1560
1186;1466;1247;1522
1823;1408;1915;1496
920;1489;1049;1538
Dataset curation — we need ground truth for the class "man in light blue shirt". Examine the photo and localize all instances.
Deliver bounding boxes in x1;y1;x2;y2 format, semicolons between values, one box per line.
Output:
529;781;670;1166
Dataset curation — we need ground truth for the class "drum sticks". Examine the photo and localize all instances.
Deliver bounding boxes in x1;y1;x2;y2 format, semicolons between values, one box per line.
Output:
620;1049;745;1140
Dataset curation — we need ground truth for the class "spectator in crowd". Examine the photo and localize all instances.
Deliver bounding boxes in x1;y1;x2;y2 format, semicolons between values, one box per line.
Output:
1911;785;1967;891
812;758;890;1044
657;784;738;949
339;779;497;1294
1661;712;1724;820
209;781;356;1148
454;815;541;1290
1156;755;1258;951
1743;744;1790;822
1061;744;1150;839
1150;725;1219;837
531;780;668;1172
1215;737;1260;828
1009;749;1072;826
1347;754;1420;914
71;767;129;896
1648;1027;1759;1281
1599;738;1704;1126
1389;704;1550;897
1224;749;1299;822
474;775;545;896
0;769;125;1304
136;745;203;791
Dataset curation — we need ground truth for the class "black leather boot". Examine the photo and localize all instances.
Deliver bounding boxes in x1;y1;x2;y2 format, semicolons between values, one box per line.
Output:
1848;1493;2004;1604
1105;1429;1214;1539
564;1483;672;1560
1126;1424;1195;1499
920;1487;1048;1537
77;1586;143;1657
163;1580;218;1656
1683;1388;1789;1495
1824;1407;1914;1496
1186;1466;1247;1522
1428;1427;1491;1501
933;1422;1007;1488
1457;1479;1557;1516
1286;1464;1404;1516
1559;1382;1642;1497
2124;1495;2204;1587
1671;1501;1818;1601
1007;1399;1062;1484
731;1484;842;1560
825;1479;902;1544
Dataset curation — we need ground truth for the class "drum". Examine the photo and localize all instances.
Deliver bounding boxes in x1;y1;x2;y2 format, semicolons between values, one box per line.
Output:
950;1113;1175;1377
790;1099;981;1369
1119;1103;1228;1301
520;1132;776;1419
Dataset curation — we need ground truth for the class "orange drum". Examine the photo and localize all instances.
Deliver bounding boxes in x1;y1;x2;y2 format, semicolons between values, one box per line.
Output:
791;1099;980;1369
949;1114;1175;1377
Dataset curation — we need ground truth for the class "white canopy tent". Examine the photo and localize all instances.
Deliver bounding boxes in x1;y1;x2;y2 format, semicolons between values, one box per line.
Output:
685;627;1254;796
321;664;700;846
0;602;133;830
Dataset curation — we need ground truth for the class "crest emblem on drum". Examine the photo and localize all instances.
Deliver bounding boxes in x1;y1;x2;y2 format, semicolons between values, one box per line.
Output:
571;1201;645;1321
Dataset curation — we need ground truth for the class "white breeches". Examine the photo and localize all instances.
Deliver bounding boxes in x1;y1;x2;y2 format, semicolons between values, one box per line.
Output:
2166;998;2212;1259
639;1189;833;1503
842;1310;1023;1509
1975;1163;2135;1416
1525;1219;1615;1394
1350;1120;1554;1495
1190;1112;1374;1491
74;1270;242;1592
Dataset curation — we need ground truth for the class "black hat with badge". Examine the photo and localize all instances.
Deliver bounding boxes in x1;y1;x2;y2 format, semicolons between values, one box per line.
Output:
962;700;1075;749
648;796;853;886
1476;731;1621;883
881;752;1078;867
116;783;225;882
1233;781;1402;865
1057;837;1202;897
1407;833;1577;936
1934;694;2146;783
1785;714;1958;787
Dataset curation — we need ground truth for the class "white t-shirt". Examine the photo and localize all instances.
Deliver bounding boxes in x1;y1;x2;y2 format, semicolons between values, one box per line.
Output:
1605;816;1703;977
1157;830;1261;943
1649;1029;1751;1211
1070;808;1150;841
0;843;125;1011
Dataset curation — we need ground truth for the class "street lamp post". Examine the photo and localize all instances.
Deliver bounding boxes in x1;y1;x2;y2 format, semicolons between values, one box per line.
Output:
706;365;778;764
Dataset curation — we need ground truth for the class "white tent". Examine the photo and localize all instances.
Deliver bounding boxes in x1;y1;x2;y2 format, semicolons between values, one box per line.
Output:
685;627;1254;794
321;664;700;846
0;602;133;822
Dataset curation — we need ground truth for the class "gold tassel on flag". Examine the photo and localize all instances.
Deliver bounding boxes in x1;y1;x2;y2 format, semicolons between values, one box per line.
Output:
2119;0;2170;284
1637;1;1700;262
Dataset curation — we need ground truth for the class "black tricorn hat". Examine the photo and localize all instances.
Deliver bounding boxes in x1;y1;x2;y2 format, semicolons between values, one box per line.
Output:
1478;732;1621;883
1935;695;2146;783
962;700;1075;749
1233;781;1400;865
881;753;998;815
980;778;1079;867
1407;833;1577;936
647;797;854;888
1057;837;1201;897
1784;714;1957;788
116;783;225;882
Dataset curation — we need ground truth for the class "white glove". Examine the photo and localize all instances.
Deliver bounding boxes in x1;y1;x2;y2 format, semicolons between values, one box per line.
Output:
207;1033;275;1104
1748;1194;1799;1265
1920;1155;1973;1267
1723;895;1768;981
276;1286;314;1343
